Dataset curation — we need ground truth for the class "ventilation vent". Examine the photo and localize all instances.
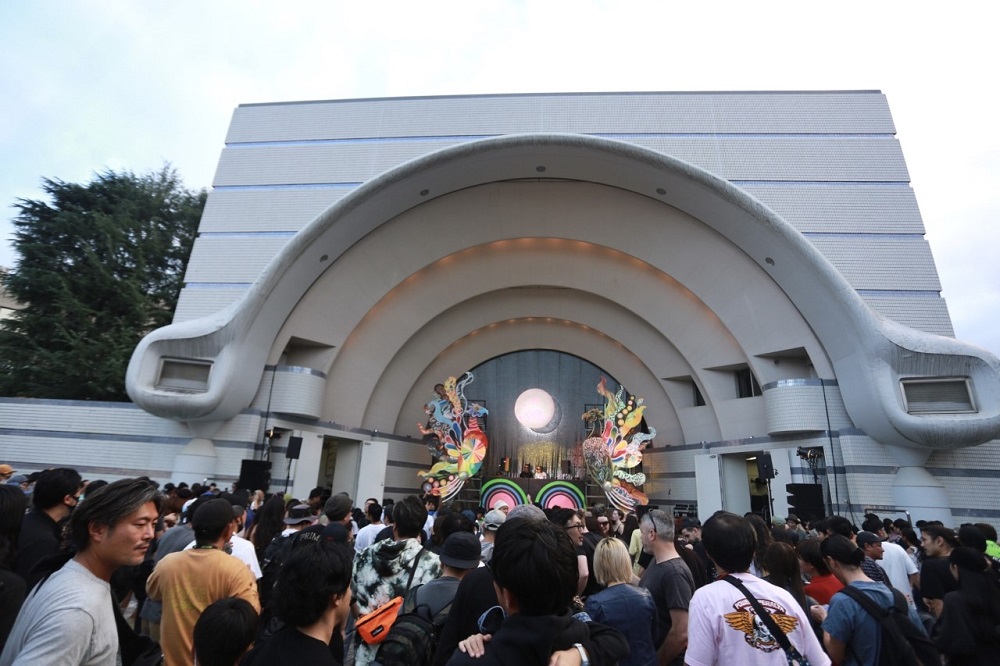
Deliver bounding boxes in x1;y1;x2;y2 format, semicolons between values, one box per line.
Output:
157;358;212;393
900;378;975;414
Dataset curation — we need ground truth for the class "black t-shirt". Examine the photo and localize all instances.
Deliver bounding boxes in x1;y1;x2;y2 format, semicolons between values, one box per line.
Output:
920;555;959;600
638;556;695;665
242;625;339;665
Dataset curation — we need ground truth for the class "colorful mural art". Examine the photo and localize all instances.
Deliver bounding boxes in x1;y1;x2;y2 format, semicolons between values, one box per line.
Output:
417;373;489;502
581;376;653;512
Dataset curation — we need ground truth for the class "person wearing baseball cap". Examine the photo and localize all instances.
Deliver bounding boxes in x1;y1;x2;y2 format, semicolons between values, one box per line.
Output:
0;465;15;483
492;499;510;515
147;498;260;666
480;509;506;564
411;531;481;621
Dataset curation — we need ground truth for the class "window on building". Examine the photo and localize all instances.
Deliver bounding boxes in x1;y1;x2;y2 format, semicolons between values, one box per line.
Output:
901;377;976;414
735;368;762;398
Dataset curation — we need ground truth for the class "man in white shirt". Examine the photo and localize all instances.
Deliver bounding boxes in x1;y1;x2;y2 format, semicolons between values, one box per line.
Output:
1;478;161;666
686;511;830;666
859;523;919;609
353;502;384;553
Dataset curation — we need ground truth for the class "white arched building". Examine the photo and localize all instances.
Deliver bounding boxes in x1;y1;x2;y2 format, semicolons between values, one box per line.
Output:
62;92;1000;524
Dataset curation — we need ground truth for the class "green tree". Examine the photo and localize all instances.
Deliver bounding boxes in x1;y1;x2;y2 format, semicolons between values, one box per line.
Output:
0;167;206;400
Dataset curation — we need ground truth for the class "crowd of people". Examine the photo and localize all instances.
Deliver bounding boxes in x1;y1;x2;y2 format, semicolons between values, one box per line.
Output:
0;464;998;665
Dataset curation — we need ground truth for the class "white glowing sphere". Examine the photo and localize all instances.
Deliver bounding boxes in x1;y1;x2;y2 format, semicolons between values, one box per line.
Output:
514;388;556;429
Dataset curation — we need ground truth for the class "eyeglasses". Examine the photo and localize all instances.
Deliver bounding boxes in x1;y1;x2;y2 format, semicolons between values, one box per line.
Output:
597;520;609;526
565;523;585;530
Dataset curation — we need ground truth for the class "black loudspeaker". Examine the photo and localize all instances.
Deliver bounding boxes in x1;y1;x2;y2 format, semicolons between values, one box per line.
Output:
237;459;271;492
786;483;824;523
562;460;572;475
756;452;775;480
286;436;303;460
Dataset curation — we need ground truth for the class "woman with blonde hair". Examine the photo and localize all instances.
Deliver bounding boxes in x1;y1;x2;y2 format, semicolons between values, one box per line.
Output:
583;537;658;666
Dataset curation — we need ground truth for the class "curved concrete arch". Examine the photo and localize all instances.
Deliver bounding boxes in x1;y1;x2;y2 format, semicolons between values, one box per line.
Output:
127;134;1000;450
279;182;825;437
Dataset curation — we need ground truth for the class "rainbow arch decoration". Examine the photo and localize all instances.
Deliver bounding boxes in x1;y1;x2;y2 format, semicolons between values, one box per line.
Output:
533;481;586;510
480;478;529;511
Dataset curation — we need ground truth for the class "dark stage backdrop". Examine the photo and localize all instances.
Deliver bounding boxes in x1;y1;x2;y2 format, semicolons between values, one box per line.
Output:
465;350;620;477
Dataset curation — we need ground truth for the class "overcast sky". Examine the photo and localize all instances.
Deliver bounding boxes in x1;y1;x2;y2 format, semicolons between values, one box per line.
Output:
2;2;998;356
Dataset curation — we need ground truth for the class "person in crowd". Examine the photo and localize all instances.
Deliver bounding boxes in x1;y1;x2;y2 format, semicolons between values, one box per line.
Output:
785;514;807;538
447;518;628;665
920;524;961;617
353;501;384;553
550;507;589;595
147;498;260;666
638;509;695;666
430;508;476;553
479;508;504;563
974;522;1000;570
796;537;843;605
0;478;160;665
686;511;829;666
620;512;639;546
248;495;287;561
932;545;1000;664
183;497;261;580
325;493;355;533
607;508;625;540
307;487;326;517
13;467;83;591
763;542;823;642
0;486;26;653
584;537;657;666
410;531;481;619
0;469;13;486
813;534;925;665
243;541;354;665
433;505;544;666
352;495;442;666
140;494;212;640
744;514;773;578
192;597;259;666
860;518;919;608
492;500;509;515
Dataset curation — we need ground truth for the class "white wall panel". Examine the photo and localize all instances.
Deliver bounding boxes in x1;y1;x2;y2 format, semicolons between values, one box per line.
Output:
213;136;909;187
226;92;894;143
200;189;348;233
741;185;924;234
184;236;290;283
809;237;941;291
861;296;954;337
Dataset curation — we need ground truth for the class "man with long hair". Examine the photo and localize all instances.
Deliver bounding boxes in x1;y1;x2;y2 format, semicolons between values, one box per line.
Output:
0;478;161;665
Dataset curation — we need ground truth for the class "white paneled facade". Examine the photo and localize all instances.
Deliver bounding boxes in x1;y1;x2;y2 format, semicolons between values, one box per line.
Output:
5;92;1000;527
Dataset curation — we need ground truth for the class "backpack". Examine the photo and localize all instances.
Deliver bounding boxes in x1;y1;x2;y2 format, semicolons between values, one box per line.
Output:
838;585;942;666
373;584;452;666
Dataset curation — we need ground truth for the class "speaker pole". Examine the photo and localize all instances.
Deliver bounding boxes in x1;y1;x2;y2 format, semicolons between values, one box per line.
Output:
766;477;775;522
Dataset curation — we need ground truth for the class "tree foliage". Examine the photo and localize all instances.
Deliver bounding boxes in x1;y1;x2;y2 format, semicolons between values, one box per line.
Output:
0;167;206;400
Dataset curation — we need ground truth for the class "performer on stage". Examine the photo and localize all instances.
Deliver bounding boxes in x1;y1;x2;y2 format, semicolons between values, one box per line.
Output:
533;465;548;480
518;463;533;478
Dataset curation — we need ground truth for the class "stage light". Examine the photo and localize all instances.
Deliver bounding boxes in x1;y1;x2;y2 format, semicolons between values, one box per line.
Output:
514;388;556;429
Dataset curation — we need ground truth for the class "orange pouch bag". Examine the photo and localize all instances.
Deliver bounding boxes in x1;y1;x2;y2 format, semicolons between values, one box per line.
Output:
356;596;403;645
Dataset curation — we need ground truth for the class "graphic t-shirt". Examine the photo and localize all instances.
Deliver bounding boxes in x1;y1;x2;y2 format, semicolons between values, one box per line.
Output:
686;573;831;666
